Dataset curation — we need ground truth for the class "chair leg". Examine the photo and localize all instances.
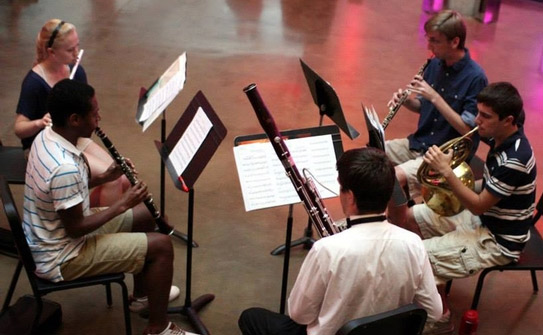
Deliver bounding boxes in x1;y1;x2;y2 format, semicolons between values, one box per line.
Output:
1;260;22;314
445;280;452;296
118;281;132;335
471;269;492;310
31;296;45;334
106;283;113;307
530;270;538;292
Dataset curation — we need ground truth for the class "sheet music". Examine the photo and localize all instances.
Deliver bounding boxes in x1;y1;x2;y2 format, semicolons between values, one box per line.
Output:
139;52;187;131
168;107;213;176
233;134;339;211
364;105;385;151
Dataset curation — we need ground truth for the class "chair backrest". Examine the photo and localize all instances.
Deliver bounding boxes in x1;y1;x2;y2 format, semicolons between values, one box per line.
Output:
0;176;41;295
532;190;543;225
336;304;428;335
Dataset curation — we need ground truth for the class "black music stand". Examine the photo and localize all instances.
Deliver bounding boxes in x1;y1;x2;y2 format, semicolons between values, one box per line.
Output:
156;91;226;335
267;60;358;255
136;53;195;246
300;59;359;140
234;125;343;314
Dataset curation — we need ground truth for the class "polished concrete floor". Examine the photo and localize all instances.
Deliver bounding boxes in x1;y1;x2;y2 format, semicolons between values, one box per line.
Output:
1;0;543;334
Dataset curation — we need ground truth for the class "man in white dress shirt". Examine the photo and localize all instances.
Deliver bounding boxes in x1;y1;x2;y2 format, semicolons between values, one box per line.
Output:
238;147;442;335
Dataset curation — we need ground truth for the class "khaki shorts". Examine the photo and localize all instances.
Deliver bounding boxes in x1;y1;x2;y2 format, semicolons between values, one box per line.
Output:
60;209;148;281
413;204;512;285
385;138;423;198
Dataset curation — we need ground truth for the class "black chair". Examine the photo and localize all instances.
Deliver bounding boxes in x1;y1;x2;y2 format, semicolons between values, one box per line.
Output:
0;176;132;334
446;190;543;310
336;304;428;335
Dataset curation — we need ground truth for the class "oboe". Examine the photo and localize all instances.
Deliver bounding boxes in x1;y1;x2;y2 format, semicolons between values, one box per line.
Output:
94;127;174;235
381;58;432;130
243;83;343;238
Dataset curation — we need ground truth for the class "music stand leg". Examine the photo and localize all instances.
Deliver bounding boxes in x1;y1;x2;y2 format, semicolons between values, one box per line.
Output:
270;217;315;255
279;205;294;314
167;189;214;334
167;295;215;335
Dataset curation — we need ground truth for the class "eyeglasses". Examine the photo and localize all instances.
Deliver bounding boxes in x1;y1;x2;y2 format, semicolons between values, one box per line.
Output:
47;21;65;48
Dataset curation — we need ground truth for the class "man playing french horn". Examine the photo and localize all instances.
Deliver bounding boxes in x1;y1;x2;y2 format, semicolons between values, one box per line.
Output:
388;82;537;335
385;10;487;201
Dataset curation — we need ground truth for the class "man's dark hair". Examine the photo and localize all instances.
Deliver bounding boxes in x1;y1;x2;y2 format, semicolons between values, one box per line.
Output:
47;79;95;127
336;148;395;213
477;82;523;123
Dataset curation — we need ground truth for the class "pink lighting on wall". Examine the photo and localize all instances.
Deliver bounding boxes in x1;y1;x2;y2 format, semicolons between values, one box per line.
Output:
421;0;445;13
432;0;445;12
478;0;502;24
482;11;494;24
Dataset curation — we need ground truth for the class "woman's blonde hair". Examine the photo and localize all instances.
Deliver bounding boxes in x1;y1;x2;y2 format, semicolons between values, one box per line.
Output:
35;19;76;65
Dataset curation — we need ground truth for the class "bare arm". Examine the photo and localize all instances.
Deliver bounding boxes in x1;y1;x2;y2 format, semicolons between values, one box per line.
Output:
86;156;134;189
14;113;51;139
58;182;148;238
423;145;500;215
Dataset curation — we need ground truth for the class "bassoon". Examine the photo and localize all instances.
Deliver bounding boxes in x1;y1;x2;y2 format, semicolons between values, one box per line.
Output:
95;127;174;235
243;83;343;238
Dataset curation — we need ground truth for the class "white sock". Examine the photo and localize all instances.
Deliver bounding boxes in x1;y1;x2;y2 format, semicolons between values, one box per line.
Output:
156;322;172;335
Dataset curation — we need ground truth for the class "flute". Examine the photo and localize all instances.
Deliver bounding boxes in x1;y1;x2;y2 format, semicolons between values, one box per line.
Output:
69;49;84;80
94;127;174;235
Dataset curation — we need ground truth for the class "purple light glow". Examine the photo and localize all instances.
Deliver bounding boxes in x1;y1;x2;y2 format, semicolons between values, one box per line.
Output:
432;0;445;12
483;12;494;24
421;0;444;13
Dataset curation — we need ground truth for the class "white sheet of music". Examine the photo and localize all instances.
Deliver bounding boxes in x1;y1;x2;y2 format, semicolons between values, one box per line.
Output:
140;52;187;131
233;134;339;211
168;107;213;176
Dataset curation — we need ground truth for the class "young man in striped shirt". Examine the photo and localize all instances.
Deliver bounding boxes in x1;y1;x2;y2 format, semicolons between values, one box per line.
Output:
389;82;537;335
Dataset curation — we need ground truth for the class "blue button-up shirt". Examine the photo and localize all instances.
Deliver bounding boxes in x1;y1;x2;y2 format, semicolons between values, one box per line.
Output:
408;49;487;152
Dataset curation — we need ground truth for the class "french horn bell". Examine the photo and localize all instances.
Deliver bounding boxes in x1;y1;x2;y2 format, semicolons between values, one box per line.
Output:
417;127;478;216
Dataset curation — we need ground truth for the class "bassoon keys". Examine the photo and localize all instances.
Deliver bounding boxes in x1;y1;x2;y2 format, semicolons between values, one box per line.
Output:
243;83;344;238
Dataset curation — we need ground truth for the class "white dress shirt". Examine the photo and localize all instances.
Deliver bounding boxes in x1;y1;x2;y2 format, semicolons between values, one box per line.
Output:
288;217;442;335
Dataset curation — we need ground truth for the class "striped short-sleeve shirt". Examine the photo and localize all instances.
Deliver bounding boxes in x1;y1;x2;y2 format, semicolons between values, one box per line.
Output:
23;127;92;282
482;131;537;259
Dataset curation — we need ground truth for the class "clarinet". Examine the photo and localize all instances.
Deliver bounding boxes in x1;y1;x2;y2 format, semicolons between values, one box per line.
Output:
243;83;343;238
94;127;174;235
381;58;432;130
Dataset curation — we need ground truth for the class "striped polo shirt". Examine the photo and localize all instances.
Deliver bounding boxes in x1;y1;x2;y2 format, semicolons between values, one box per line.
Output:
482;131;537;259
23;127;92;282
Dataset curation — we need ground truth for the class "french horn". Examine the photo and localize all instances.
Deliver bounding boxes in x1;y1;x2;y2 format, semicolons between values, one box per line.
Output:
417;127;478;216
